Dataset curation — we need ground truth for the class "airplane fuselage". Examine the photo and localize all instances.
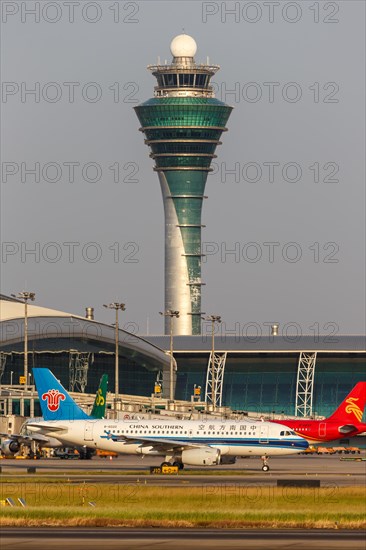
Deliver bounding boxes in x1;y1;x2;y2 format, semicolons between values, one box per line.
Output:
270;419;366;443
28;418;308;459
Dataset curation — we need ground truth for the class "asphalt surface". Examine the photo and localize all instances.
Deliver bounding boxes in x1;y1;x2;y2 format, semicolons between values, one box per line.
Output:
1;454;365;487
1;528;365;549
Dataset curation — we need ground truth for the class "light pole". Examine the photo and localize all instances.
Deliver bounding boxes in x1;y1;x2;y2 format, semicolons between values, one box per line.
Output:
103;302;126;417
202;315;221;410
159;309;179;401
12;291;35;386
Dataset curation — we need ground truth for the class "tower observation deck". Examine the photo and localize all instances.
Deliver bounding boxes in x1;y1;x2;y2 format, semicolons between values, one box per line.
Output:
135;35;232;335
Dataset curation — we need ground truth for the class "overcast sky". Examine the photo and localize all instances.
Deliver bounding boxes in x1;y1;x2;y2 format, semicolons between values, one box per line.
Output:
1;0;365;336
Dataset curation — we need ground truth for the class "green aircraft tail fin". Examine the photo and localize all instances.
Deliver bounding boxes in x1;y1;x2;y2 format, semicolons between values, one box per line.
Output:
90;374;108;419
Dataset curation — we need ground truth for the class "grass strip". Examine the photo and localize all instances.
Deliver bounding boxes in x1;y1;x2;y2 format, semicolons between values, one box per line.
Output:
1;484;365;529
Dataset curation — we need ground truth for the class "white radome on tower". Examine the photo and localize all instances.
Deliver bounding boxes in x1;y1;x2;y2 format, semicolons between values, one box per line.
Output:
170;34;197;58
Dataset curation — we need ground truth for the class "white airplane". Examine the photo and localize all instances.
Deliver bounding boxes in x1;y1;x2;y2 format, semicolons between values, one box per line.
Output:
28;368;308;471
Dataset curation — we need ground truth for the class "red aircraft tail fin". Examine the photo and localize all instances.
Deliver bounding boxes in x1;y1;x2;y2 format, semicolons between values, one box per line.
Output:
327;382;366;424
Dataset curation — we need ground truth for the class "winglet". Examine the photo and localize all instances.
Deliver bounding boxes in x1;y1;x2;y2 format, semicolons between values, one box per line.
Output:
33;368;89;421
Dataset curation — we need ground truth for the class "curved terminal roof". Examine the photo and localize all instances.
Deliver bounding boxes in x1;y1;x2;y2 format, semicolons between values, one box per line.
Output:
145;335;366;353
0;295;83;322
0;296;170;372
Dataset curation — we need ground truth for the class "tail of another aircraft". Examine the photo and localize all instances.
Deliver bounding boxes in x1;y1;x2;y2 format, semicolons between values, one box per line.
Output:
327;382;366;423
33;368;89;421
90;374;108;419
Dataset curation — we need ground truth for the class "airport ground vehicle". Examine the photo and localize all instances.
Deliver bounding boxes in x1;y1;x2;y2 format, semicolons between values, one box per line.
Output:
53;448;80;459
96;449;118;458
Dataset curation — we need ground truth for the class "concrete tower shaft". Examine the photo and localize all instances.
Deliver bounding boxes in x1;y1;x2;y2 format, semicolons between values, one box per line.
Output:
134;35;232;335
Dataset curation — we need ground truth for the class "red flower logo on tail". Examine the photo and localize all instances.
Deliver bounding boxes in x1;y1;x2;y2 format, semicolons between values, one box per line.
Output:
42;389;66;411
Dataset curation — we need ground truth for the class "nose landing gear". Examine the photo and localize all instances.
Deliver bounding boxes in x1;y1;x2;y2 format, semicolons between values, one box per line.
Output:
261;455;270;471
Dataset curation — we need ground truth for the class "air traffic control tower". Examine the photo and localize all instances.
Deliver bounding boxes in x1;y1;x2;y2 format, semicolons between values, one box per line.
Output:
135;35;232;335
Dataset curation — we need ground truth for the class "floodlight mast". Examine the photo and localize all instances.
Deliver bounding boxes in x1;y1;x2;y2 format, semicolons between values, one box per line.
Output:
103;302;126;417
159;309;179;400
11;292;36;386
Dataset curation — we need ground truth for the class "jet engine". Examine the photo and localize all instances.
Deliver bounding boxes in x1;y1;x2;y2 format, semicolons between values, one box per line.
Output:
1;439;20;456
181;447;221;466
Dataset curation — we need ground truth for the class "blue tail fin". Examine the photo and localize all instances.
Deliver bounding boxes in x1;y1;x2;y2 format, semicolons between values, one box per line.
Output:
33;368;89;421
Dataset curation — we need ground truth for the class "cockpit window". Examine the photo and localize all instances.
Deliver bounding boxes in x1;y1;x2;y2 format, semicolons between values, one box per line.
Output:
280;430;292;436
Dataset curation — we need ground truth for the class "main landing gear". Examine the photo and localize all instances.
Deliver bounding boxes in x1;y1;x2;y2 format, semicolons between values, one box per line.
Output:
261;455;270;472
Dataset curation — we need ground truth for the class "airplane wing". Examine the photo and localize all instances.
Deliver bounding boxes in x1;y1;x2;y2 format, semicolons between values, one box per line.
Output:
101;430;204;452
0;432;51;444
26;423;69;432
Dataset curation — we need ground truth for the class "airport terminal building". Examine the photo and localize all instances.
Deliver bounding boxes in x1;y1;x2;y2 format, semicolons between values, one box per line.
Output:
0;295;172;416
0;295;365;419
147;335;366;418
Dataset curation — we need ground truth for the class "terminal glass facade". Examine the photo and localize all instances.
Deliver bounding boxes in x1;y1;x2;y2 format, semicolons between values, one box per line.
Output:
174;353;366;417
1;337;160;397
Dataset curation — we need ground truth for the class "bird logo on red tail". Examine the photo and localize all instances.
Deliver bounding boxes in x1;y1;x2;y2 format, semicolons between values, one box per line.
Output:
345;397;363;422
